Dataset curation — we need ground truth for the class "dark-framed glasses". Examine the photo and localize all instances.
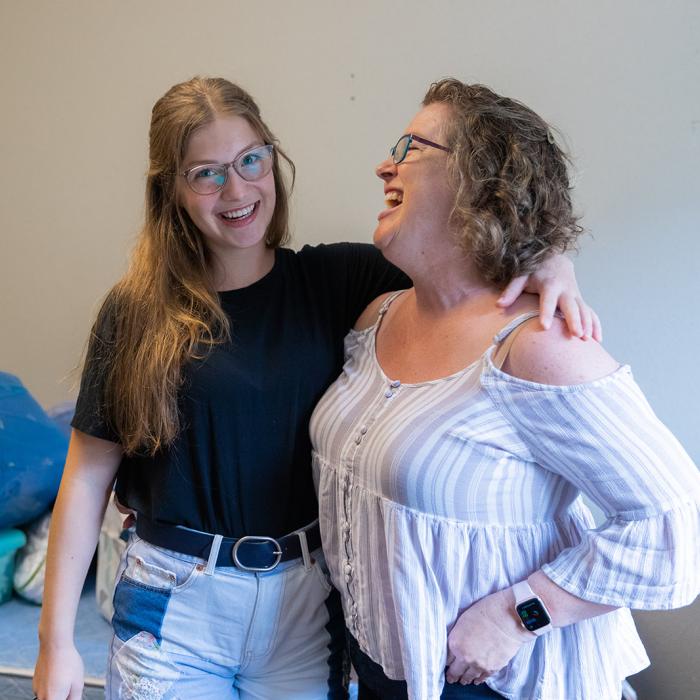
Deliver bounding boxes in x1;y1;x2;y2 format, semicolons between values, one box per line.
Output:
390;134;450;165
181;144;274;195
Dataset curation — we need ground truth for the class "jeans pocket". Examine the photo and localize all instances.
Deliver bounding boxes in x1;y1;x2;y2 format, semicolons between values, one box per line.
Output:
112;540;204;644
126;556;181;590
123;539;202;593
112;575;172;643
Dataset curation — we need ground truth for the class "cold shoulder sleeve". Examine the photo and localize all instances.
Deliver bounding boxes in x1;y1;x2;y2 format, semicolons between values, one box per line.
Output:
481;363;700;610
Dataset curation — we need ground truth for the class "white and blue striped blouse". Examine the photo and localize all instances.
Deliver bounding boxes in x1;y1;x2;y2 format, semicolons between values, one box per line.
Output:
310;302;700;700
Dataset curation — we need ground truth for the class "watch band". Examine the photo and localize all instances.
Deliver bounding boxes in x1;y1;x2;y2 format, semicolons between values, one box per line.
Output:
512;580;538;604
513;580;553;636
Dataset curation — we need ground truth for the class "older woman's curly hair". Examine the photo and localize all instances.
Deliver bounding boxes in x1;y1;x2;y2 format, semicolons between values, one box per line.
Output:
423;79;583;286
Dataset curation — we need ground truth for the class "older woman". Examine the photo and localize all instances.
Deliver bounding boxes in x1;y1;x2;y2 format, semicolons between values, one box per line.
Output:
311;79;700;700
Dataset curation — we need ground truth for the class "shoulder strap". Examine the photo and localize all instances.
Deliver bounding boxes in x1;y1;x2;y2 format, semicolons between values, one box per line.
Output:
491;312;540;370
372;289;407;339
378;290;406;317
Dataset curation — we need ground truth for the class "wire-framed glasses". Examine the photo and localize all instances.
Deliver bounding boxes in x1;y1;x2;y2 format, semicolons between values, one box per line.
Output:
181;144;274;195
390;134;450;165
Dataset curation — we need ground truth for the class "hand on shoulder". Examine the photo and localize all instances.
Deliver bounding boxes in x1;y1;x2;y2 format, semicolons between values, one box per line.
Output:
504;317;619;386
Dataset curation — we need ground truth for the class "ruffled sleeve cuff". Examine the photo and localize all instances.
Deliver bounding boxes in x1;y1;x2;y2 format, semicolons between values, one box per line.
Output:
542;500;700;609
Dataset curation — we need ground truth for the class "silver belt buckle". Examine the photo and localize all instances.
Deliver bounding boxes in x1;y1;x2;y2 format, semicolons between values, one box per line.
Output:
232;535;283;572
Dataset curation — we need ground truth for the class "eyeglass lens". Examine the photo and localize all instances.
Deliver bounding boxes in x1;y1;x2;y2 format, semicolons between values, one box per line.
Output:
186;145;273;194
391;135;411;165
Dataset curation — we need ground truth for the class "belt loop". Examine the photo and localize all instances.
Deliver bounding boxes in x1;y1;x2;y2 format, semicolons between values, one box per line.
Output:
295;529;312;571
205;534;223;575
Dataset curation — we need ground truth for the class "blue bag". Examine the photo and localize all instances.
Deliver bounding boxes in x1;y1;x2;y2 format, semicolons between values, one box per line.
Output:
0;372;68;528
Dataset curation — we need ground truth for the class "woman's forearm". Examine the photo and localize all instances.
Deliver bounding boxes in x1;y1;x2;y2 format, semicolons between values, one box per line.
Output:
38;431;121;646
39;478;111;645
527;570;617;628
446;563;623;685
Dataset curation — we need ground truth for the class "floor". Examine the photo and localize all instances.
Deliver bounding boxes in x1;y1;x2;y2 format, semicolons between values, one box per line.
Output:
0;575;111;698
0;674;104;700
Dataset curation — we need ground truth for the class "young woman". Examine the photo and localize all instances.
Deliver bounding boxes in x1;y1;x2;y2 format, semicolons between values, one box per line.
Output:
33;77;595;700
311;79;700;700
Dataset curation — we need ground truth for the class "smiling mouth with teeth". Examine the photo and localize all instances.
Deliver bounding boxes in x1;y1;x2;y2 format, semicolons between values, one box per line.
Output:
220;202;257;221
385;191;403;208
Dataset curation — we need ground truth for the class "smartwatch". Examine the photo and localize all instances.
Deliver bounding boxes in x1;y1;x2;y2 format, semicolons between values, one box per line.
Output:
513;580;553;636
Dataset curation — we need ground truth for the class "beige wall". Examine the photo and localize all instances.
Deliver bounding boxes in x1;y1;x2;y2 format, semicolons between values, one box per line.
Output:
1;2;698;697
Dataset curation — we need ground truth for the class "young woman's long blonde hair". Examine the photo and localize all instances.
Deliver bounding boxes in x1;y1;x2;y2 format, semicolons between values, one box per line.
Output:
86;77;294;455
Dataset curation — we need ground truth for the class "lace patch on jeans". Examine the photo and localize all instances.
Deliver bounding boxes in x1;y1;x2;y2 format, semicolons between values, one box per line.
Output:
114;631;181;700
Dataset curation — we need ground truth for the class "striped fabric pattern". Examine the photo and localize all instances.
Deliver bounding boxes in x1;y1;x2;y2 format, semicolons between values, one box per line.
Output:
310;304;700;700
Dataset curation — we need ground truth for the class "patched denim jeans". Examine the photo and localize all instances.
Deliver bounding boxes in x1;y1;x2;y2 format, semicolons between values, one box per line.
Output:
106;534;347;699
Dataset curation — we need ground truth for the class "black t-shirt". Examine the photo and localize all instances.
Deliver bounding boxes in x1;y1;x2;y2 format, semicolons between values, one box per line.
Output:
72;243;408;538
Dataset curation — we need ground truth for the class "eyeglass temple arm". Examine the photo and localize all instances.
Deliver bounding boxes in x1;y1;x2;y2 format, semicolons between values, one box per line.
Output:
409;134;451;152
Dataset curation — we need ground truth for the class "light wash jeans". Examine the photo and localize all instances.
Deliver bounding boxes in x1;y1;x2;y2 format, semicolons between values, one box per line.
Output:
106;533;347;699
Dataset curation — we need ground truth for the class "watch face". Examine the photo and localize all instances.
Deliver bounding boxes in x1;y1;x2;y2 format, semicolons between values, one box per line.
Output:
516;598;551;632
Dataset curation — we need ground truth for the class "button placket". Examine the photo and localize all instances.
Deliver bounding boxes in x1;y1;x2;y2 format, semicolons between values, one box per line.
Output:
340;400;382;638
339;376;406;637
344;381;402;635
